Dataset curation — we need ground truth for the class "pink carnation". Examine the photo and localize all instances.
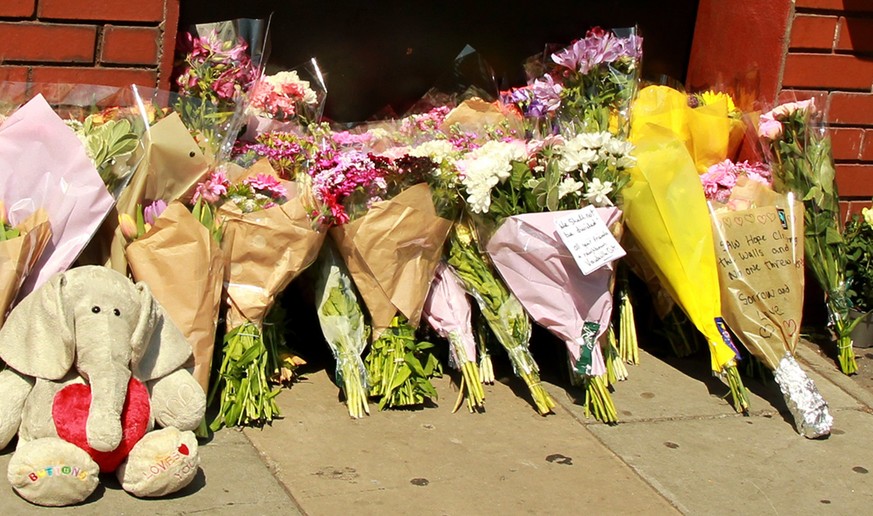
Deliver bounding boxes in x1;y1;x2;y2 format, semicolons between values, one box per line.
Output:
700;159;772;203
244;173;287;200
193;170;230;204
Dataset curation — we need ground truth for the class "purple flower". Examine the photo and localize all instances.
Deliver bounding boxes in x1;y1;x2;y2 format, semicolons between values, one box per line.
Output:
143;200;168;226
531;75;563;113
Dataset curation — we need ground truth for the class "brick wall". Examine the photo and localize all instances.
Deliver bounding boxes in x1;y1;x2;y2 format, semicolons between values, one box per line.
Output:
782;0;873;215
0;0;180;91
689;0;873;215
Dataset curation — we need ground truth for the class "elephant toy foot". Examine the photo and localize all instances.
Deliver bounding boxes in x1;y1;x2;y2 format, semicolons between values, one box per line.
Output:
7;437;100;507
116;427;200;498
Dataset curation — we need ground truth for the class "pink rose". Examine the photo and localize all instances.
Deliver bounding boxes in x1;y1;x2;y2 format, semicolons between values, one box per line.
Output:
758;118;783;140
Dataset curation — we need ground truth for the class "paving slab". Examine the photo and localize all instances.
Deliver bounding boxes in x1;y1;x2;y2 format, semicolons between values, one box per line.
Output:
546;344;862;429
0;422;300;515
243;368;679;516
585;409;873;514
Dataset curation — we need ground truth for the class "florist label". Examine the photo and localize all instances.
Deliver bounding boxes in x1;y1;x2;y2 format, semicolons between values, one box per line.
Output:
555;206;626;275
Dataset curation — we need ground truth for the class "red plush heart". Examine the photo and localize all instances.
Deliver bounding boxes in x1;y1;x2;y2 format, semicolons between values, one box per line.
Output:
53;378;151;473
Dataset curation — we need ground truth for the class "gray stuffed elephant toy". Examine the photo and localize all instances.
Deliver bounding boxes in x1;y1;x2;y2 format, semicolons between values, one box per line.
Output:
0;265;206;506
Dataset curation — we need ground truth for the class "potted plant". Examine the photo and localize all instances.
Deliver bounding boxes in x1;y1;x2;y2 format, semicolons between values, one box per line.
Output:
845;205;873;348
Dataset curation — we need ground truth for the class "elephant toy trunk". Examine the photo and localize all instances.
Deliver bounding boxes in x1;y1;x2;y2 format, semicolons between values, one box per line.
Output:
84;363;132;452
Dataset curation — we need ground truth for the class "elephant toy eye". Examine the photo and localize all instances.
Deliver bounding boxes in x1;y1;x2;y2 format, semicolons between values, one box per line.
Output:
113;308;121;317
91;306;101;314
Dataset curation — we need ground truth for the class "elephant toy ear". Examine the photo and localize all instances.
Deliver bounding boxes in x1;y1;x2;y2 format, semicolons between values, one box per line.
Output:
0;273;75;379
130;282;193;382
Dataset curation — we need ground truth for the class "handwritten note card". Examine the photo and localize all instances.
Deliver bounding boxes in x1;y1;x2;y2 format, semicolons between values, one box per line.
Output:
555;206;626;275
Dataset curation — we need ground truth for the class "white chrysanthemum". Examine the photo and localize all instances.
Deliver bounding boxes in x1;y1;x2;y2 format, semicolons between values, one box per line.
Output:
558;177;585;199
574;131;611;149
604;137;634;157
411;140;457;164
584;177;614;207
459;140;526;213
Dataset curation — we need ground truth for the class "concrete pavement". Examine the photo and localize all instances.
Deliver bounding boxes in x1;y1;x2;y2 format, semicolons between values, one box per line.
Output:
2;338;872;514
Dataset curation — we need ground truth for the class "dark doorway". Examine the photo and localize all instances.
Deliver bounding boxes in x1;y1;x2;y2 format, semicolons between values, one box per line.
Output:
179;1;699;123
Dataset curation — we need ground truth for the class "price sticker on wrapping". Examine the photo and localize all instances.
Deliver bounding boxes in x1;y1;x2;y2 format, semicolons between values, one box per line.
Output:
555;206;626;275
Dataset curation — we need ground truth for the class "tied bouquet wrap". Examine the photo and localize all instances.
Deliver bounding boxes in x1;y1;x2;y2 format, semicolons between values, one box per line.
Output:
329;182;453;339
623;128;749;412
105;112;211;273
221;177;326;329
210;162;326;429
758;98;858;374
314;239;371;418
508;26;642;138
126;201;225;395
423;262;485;412
0;94;116;299
707;176;831;437
632;85;745;174
241;59;328;141
174;17;268;160
0;209;52;325
330;183;452;410
485;207;621;394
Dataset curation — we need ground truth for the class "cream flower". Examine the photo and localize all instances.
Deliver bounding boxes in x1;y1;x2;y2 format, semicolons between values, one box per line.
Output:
863;207;873;227
584;177;614;207
458;140;527;214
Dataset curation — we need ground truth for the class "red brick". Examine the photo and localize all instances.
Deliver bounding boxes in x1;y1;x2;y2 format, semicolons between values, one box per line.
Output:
30;66;157;89
777;89;829;107
831;127;864;159
783;53;873;90
0;66;28;83
101;26;159;66
837;17;873;53
829;92;873;125
862;130;873;161
38;0;163;23
790;14;838;49
796;0;873;12
0;0;36;17
836;163;873;197
0;22;95;63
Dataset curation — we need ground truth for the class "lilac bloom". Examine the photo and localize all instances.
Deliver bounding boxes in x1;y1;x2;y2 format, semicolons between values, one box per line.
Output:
143;199;168;226
531;75;563;113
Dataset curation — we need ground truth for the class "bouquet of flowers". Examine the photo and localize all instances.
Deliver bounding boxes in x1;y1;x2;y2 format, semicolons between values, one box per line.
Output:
173;18;267;159
505;26;643;137
232;127;325;180
703;159;832;437
625;84;750;413
423;262;485;413
309;147;452;410
242;59;328;140
313;239;371;418
758;98;857;374
458;131;635;423
206;160;326;429
123;199;224;406
0;94;115;299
